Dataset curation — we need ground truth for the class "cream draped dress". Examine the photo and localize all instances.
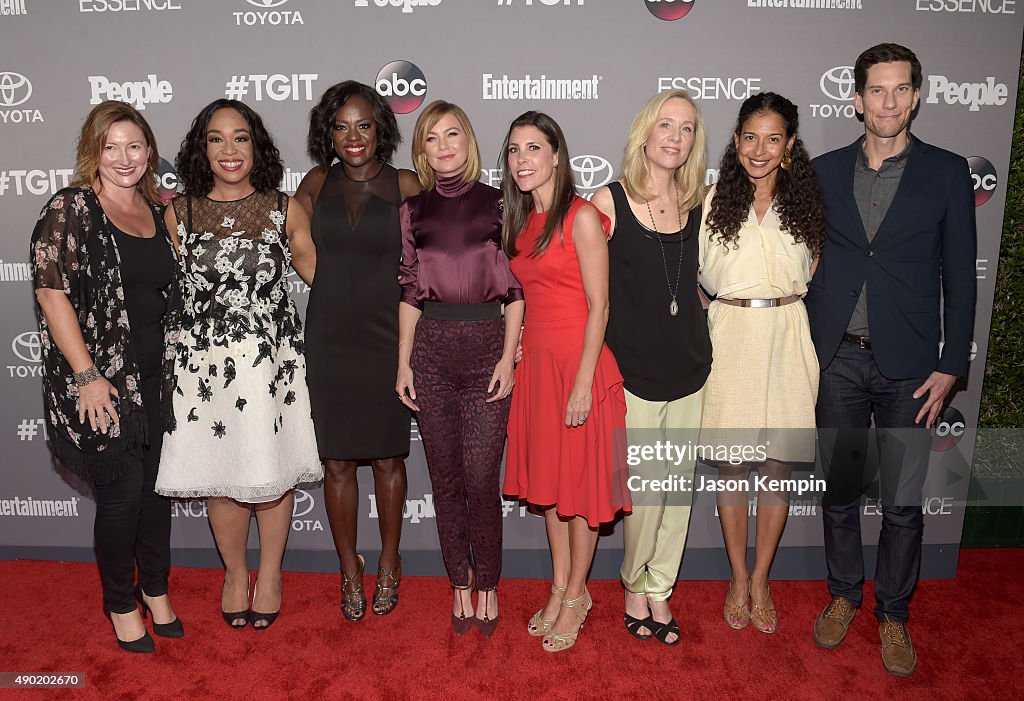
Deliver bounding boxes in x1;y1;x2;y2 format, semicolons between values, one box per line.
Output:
697;186;819;463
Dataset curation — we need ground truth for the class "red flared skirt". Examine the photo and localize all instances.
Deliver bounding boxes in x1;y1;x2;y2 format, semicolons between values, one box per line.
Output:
503;316;630;527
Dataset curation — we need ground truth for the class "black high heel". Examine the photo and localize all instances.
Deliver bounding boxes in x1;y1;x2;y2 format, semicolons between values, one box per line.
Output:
135;585;184;638
107;610;155;654
222;573;250;630
250;610;279;630
250;578;281;631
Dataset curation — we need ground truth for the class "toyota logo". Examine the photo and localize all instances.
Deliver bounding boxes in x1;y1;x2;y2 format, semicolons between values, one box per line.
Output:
292;489;315;518
570;155;614;191
246;0;288;7
0;72;32;107
820;66;855;102
12;332;42;363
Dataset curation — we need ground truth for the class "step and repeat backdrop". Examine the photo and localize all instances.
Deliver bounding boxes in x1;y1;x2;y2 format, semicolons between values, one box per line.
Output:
1;0;1021;579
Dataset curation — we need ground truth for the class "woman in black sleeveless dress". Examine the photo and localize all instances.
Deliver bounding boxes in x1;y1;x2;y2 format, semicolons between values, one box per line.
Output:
295;81;421;621
592;90;712;646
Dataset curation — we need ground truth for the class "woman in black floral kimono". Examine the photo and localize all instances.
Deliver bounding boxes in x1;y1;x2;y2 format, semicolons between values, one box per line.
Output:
156;99;321;630
31;101;182;653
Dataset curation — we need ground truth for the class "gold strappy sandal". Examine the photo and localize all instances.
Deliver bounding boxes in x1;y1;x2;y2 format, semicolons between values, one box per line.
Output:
341;554;366;622
372;555;401;616
542;589;592;653
751;585;777;634
723;579;750;630
527;584;566;637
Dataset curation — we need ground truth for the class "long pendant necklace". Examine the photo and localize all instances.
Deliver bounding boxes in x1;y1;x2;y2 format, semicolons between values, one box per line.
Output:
646;184;685;317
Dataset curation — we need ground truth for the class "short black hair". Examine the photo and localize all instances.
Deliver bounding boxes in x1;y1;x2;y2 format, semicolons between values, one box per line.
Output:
854;43;922;94
306;81;402;170
175;99;283;196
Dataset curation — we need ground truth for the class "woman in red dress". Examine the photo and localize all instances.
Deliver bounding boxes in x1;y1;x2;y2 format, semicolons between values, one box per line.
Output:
500;111;629;652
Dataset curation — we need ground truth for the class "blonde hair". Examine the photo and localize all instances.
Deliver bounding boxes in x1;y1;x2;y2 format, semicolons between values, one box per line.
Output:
620;90;706;211
410;100;481;190
71;100;161;206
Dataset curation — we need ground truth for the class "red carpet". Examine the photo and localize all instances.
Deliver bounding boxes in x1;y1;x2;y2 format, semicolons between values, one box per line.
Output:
0;549;1021;700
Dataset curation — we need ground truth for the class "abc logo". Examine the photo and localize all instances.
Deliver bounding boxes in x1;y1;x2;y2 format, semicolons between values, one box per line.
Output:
645;0;695;21
930;406;966;452
375;60;427;114
967;156;997;207
154;157;179;203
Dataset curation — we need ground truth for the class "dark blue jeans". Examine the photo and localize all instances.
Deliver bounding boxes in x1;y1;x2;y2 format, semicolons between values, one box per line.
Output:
816;341;930;623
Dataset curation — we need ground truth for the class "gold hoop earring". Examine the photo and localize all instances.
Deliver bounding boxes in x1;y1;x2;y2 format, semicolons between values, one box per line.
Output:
780;150;793;171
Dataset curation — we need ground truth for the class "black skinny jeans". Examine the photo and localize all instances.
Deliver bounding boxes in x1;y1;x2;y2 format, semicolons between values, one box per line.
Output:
93;374;171;614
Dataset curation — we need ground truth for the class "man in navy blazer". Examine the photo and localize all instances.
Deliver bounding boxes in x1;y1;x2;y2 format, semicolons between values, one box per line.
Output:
805;43;976;677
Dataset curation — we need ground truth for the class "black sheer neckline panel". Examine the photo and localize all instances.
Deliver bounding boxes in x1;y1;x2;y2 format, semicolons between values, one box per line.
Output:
321;162;400;230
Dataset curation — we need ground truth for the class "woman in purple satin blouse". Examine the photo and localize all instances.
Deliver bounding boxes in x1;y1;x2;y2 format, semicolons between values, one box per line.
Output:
396;101;524;637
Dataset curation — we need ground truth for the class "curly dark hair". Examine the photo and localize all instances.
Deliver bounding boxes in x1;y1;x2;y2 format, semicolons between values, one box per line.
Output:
705;92;825;258
175;99;283;196
306;81;401;170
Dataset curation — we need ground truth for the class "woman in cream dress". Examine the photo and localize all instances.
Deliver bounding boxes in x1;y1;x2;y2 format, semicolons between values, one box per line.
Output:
699;92;825;635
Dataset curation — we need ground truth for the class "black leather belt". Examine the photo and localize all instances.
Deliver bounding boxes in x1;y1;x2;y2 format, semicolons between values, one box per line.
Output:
843;332;872;349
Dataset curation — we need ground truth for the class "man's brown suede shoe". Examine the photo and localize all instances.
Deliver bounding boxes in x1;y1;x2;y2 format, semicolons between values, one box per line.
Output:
812;596;856;649
879;616;917;677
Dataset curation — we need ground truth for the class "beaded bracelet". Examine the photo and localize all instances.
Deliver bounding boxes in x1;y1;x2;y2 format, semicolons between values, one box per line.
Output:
73;366;101;387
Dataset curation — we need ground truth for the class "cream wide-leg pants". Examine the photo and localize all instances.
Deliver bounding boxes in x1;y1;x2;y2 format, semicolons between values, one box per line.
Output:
620;386;705;601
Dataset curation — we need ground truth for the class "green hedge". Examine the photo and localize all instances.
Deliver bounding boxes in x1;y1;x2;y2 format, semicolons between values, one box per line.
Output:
964;51;1023;547
978;52;1024;431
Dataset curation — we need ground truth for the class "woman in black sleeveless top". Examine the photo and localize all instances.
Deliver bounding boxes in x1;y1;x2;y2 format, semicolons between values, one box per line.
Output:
592;89;712;646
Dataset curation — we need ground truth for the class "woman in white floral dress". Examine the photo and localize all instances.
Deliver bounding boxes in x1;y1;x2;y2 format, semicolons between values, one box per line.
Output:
156;99;322;630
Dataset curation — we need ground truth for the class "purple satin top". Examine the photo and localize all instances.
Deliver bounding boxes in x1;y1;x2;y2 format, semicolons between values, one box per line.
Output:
399;172;523;309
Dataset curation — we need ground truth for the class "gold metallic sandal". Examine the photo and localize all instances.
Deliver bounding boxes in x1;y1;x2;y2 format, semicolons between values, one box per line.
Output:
527;584;566;637
751;585;777;634
341;554;366;622
372;556;401;616
542;589;592;653
723;579;750;630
